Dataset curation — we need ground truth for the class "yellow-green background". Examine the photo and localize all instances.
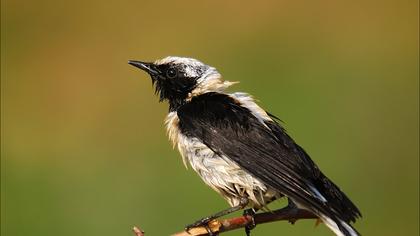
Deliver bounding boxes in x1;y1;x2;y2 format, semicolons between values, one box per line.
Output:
1;0;419;235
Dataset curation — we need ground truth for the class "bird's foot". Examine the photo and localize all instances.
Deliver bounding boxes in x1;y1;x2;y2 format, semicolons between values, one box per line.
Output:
185;217;217;235
243;208;256;236
185;198;249;235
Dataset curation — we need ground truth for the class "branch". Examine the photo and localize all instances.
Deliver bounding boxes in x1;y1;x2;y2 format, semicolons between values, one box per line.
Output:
133;207;318;236
173;207;317;236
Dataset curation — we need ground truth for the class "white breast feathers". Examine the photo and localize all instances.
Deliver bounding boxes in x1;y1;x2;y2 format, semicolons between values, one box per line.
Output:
164;93;279;208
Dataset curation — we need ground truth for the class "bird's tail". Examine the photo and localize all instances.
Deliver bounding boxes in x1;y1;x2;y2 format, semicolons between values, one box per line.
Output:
320;214;360;236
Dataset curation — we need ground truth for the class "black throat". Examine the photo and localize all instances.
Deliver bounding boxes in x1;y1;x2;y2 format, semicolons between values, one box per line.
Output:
169;98;188;112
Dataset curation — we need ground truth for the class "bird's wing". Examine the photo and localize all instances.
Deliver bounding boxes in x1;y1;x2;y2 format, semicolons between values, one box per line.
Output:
177;92;361;224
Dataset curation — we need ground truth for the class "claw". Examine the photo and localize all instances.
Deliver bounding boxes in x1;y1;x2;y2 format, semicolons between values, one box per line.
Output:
185;218;219;236
288;218;297;225
204;225;216;236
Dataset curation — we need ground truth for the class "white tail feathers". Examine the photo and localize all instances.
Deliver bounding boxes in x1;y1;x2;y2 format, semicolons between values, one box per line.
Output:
320;214;360;236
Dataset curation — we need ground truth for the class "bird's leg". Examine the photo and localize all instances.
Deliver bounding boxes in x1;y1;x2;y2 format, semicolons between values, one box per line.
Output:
242;196;278;236
185;197;249;231
243;208;256;236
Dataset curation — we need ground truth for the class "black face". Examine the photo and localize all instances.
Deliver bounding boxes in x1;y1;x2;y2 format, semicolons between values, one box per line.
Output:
152;63;199;101
129;60;203;110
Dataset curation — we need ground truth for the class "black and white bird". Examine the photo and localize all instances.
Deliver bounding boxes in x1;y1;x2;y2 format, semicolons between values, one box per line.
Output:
128;56;361;236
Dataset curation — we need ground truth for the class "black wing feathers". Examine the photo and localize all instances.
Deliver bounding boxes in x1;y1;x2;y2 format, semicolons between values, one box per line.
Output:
177;92;361;225
265;119;361;222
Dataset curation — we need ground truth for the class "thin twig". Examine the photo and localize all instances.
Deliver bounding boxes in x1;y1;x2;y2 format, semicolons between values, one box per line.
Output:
133;207;318;236
172;207;317;236
132;226;145;236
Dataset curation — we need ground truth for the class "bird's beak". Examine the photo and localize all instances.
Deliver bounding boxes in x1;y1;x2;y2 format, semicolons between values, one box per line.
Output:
128;60;159;75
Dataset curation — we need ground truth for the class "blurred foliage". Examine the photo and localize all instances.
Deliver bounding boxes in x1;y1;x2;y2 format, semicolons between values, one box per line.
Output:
1;0;419;236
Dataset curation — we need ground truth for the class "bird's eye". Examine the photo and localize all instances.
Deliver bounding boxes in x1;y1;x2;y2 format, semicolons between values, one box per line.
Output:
166;68;177;78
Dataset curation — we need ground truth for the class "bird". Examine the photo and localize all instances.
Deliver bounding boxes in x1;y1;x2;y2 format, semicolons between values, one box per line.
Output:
128;56;362;236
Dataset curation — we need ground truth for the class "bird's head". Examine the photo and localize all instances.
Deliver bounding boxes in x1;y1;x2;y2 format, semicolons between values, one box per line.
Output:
129;56;236;110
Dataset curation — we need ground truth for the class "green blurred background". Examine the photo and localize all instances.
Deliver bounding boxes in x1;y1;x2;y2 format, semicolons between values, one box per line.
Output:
1;0;419;235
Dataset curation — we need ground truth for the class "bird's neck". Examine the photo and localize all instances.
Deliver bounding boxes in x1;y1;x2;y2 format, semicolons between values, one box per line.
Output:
168;98;188;112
